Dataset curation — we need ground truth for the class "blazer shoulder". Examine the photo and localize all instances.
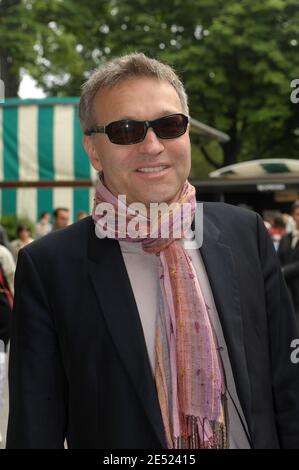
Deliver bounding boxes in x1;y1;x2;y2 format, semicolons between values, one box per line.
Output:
202;201;258;225
23;216;94;260
200;202;268;252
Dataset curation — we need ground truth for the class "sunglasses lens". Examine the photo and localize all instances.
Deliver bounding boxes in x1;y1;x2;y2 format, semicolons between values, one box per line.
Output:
104;114;188;144
107;121;145;144
154;114;188;139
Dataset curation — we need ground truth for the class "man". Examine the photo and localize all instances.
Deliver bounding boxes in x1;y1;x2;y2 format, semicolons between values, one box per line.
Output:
52;207;70;231
35;211;52;239
77;210;89;221
278;200;299;317
7;53;299;449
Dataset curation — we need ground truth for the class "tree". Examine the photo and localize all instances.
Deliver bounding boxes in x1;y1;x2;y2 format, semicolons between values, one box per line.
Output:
0;0;107;96
1;0;298;172
0;0;35;96
103;0;299;168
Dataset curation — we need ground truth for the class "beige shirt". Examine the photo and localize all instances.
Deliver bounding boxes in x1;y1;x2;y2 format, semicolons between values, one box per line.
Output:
0;244;16;295
35;222;52;239
10;238;34;261
119;239;250;449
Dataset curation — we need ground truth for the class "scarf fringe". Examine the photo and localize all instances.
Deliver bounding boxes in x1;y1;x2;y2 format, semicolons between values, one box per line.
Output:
172;415;228;449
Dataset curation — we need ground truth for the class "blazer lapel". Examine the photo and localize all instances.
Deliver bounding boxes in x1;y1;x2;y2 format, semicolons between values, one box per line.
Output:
87;221;166;447
198;210;253;436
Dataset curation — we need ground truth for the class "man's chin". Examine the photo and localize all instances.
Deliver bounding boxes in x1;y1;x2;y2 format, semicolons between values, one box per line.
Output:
139;185;183;206
134;193;180;207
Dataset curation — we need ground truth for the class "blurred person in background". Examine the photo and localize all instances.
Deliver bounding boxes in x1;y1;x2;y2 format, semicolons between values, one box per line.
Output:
52;208;70;232
77;210;89;221
282;213;296;234
0;245;15;296
0;246;15;445
263;219;272;233
0;224;11;251
278;200;299;318
10;224;34;261
269;215;286;251
35;212;52;239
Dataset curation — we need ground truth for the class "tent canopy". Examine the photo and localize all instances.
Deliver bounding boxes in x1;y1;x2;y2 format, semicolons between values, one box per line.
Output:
209;158;299;179
0;97;95;222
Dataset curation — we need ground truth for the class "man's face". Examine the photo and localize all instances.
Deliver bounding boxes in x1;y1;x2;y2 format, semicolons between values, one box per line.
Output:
84;77;191;206
19;228;30;241
292;207;299;229
54;210;70;229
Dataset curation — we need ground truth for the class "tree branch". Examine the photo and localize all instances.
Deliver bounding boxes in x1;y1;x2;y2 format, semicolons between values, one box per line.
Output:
199;144;221;169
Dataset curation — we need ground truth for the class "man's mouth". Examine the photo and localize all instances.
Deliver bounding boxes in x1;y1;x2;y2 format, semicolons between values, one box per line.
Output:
136;165;168;173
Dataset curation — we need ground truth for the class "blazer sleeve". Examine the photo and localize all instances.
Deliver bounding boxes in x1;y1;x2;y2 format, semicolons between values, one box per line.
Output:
6;248;67;449
282;261;299;281
257;214;299;448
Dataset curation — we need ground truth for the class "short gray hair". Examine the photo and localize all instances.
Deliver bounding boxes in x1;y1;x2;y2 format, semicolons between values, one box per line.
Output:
79;52;189;132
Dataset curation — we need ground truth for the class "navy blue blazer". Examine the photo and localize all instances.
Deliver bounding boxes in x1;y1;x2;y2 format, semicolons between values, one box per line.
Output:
6;203;299;448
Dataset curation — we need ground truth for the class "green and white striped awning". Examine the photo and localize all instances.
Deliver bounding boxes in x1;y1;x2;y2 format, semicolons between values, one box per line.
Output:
209;158;299;179
0;97;96;223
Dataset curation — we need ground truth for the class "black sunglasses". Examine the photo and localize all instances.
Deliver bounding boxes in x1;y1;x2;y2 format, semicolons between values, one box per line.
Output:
84;113;189;145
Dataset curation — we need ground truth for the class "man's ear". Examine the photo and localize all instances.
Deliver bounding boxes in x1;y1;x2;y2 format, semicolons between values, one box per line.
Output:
83;135;103;171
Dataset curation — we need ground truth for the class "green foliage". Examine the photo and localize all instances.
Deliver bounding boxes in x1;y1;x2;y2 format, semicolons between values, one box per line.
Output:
103;0;299;168
190;140;223;178
0;215;35;241
1;0;298;174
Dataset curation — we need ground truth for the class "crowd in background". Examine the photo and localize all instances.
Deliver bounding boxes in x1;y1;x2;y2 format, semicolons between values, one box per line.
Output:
267;200;299;322
264;213;295;251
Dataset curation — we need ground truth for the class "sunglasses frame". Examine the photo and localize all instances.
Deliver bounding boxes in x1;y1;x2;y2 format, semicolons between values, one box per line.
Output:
84;113;189;145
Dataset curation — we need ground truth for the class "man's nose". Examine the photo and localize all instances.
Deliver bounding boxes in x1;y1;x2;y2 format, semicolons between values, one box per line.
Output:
138;127;165;155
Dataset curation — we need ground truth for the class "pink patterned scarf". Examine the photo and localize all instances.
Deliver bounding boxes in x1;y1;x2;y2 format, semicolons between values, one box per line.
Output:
92;177;228;449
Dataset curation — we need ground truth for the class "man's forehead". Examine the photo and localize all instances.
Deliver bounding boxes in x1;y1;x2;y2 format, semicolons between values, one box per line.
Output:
101;75;171;91
97;76;179;98
115;109;181;121
93;77;182;121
